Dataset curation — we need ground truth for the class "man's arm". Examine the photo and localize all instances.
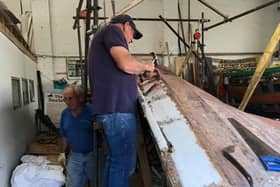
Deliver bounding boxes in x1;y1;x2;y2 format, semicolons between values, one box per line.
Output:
110;46;154;74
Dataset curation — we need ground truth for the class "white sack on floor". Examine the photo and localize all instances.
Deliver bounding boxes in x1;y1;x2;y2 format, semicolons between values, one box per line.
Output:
20;155;50;165
11;155;65;187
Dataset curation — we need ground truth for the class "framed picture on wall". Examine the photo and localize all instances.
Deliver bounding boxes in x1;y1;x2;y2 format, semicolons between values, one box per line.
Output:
22;78;29;105
66;58;84;80
29;79;35;102
11;77;21;110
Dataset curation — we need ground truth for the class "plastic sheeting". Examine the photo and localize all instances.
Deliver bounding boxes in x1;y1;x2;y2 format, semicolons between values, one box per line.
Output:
11;155;65;187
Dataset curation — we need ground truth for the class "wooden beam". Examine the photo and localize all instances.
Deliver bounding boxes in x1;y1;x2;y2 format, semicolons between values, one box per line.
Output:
0;16;36;61
165;42;171;67
204;0;280;31
239;23;280;111
116;0;144;15
136;112;153;187
104;0;144;23
178;44;194;77
197;0;228;19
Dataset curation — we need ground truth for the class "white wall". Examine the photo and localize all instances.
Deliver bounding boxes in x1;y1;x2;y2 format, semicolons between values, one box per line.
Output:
182;0;280;54
1;0;31;16
121;0;164;53
31;0;164;81
0;32;38;187
159;0;280;65
31;0;86;81
2;0;35;50
56;1;280;79
3;0;280;78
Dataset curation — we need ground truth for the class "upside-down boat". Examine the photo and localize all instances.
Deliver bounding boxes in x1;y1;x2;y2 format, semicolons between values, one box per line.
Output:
138;66;280;187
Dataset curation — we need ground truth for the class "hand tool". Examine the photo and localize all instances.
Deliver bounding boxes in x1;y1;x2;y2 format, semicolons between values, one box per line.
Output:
228;117;280;172
222;145;253;187
260;155;280;172
141;52;160;83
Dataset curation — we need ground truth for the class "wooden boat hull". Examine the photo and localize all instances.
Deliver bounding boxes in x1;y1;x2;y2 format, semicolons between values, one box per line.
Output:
138;66;280;186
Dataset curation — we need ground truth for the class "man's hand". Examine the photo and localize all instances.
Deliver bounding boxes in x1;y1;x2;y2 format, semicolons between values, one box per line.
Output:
141;68;160;80
142;60;155;72
147;68;160;79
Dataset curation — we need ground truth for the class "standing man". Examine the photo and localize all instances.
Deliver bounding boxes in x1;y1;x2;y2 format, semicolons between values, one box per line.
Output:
60;85;94;187
88;14;154;187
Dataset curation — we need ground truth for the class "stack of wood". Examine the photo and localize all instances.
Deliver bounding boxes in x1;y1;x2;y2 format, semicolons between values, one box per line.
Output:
27;133;63;165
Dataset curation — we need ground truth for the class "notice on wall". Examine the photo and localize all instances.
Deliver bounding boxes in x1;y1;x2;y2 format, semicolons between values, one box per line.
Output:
46;92;66;128
66;58;84;80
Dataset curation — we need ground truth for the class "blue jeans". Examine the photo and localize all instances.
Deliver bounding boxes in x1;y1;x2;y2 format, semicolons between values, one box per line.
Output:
66;151;94;187
96;113;137;187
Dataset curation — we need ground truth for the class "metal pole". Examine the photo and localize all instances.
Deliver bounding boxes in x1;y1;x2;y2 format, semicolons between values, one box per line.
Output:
201;12;205;51
73;0;84;30
37;71;44;115
83;0;94;98
93;0;99;26
177;22;182;55
111;0;116;16
19;0;23;15
178;0;186;53
76;8;83;74
197;0;227;19
73;16;210;22
92;1;100;187
204;0;280;31
188;0;191;43
159;15;203;61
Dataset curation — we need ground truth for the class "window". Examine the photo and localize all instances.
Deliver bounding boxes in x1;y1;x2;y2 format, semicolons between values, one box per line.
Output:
22;78;29;105
29;79;35;102
11;77;21;110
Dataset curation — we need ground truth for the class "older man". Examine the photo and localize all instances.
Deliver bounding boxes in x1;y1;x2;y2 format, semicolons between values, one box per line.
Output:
88;14;155;187
60;85;94;187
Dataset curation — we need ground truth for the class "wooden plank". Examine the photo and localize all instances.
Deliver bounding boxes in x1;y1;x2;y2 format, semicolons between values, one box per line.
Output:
104;0;144;22
175;56;184;76
165;42;171;67
136;114;153;187
46;154;60;165
27;142;62;155
116;0;144;15
239;23;280;110
27;135;63;155
0;15;36;61
177;44;194;77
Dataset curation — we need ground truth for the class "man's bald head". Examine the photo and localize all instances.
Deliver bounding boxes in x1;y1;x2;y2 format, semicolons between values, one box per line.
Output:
63;84;85;112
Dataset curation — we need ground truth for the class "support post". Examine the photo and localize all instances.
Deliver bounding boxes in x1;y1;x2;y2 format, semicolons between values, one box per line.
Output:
204;0;280;31
239;24;280;111
197;0;227;19
178;0;187;53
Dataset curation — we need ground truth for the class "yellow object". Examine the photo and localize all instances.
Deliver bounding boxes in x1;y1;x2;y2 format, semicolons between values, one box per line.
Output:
58;152;66;167
239;23;280;111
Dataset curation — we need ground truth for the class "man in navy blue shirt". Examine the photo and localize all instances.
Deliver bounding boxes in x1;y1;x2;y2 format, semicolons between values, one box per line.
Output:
60;85;94;187
88;14;154;187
